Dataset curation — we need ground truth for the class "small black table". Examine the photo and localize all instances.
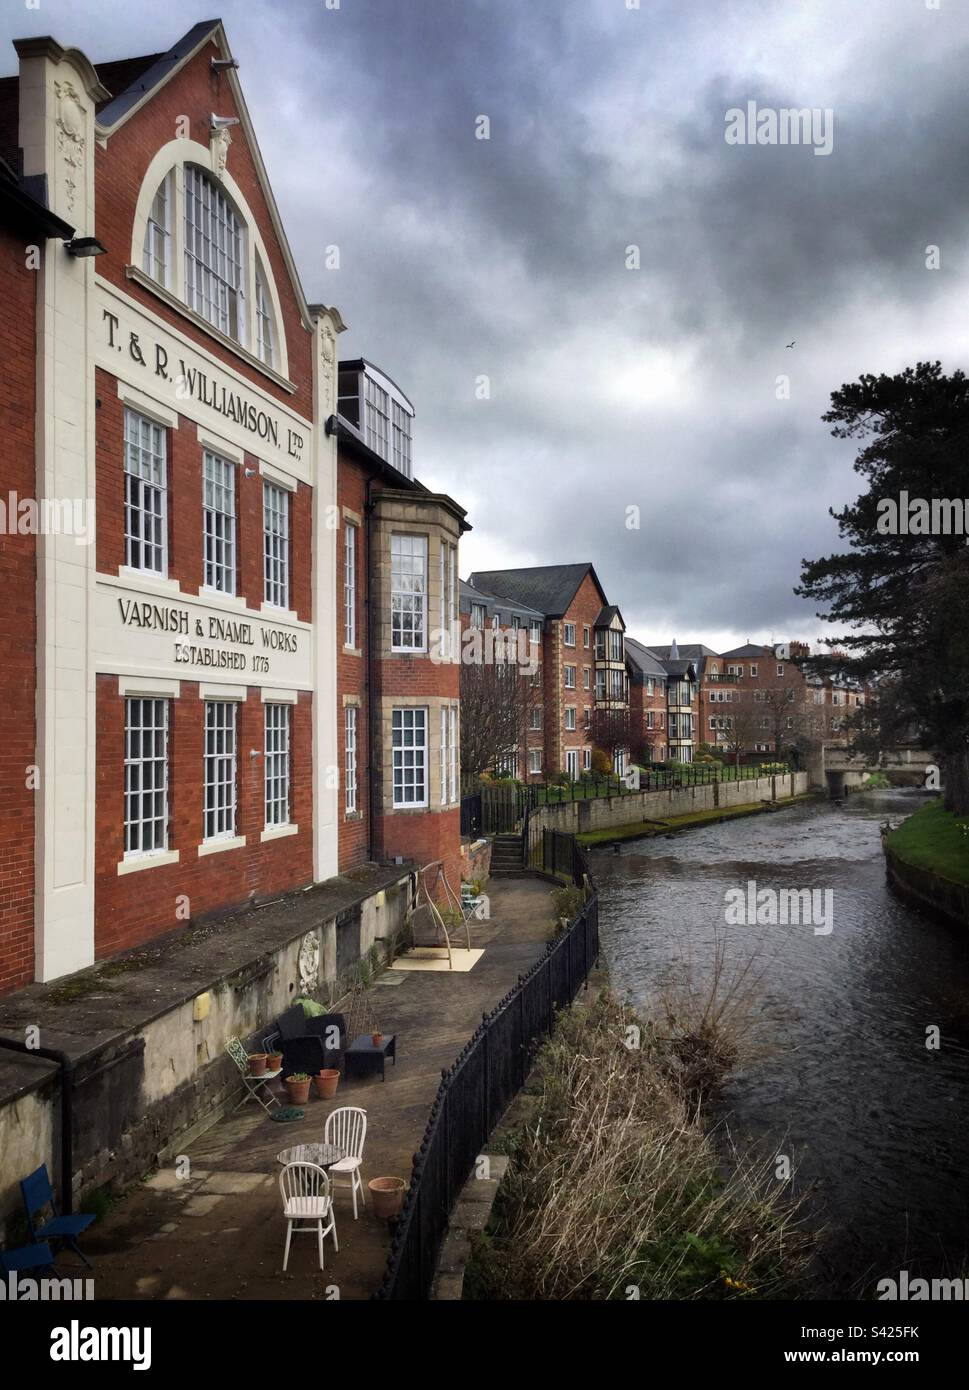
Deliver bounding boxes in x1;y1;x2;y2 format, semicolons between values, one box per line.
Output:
344;1033;397;1082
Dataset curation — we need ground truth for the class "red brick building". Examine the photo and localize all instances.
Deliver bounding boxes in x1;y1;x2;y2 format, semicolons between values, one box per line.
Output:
465;564;629;779
0;21;467;994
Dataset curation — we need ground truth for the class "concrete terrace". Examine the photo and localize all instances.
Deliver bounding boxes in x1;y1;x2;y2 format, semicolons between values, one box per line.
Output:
82;876;556;1301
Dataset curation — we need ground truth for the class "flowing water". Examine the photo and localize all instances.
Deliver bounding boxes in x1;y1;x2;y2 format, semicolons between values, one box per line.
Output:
592;789;969;1297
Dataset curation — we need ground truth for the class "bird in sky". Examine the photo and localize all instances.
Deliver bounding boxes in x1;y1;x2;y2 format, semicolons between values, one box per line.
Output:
785;340;796;349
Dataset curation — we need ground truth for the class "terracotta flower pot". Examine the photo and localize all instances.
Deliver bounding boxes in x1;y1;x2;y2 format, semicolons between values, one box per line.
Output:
284;1075;312;1105
315;1069;340;1100
266;1052;283;1073
368;1176;406;1221
371;1032;384;1047
248;1053;268;1076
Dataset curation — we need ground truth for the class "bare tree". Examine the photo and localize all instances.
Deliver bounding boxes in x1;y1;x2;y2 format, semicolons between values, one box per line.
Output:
460;648;533;789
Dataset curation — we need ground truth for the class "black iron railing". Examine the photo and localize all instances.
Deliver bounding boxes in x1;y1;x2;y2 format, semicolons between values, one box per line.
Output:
373;837;597;1300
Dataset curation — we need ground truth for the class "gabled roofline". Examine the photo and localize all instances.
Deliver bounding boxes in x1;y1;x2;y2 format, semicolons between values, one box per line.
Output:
95;20;320;335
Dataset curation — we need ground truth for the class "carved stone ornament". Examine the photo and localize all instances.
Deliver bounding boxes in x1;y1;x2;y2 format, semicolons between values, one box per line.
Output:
210;124;232;178
54;79;86;214
319;323;336;387
297;931;320;994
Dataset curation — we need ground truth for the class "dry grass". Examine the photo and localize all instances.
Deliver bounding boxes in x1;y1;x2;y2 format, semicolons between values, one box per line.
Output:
467;989;813;1300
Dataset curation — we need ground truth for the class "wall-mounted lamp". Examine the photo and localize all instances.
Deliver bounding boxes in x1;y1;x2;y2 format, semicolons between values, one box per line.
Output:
244;466;257;478
66;237;107;258
211;58;240;72
249;749;261;758
210;114;241;130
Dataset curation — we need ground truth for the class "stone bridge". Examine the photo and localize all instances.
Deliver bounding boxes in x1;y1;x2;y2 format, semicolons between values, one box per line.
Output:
806;744;939;797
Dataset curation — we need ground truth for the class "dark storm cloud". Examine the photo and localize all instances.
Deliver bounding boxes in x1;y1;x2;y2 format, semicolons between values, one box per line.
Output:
7;0;968;647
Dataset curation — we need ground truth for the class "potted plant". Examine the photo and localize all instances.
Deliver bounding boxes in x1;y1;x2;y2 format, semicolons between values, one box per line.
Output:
266;1050;283;1073
284;1072;312;1105
368;1176;406;1220
315;1068;340;1099
248;1052;268;1076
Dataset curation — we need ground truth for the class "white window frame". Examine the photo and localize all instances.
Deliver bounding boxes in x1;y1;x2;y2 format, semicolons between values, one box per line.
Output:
123;408;168;576
583;748;592;771
439;541;457;659
255;261;275;367
392;707;427;807
528;748;542;774
203;700;238;841
530;706;542;730
203;451;236;595
263;480;289;609
345;705;358;815
142;172;171;287
564;665;576;689
264;702;290;829
529;621;541;645
565;750;579;779
563;622;576;647
565;706;576;731
184;164;245;341
344;522;357;648
124;697;169;858
583;667;591;690
391;534;427;651
471;603;486;630
440;705;458;806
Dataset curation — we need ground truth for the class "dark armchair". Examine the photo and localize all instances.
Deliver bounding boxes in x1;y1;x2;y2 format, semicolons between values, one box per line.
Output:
266;1006;347;1077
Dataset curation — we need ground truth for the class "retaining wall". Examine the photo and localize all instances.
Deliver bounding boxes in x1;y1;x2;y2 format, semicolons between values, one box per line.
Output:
529;772;808;837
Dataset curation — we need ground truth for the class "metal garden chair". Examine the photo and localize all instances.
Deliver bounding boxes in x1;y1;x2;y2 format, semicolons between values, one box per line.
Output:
225;1036;281;1113
20;1164;94;1268
323;1106;367;1219
278;1161;338;1272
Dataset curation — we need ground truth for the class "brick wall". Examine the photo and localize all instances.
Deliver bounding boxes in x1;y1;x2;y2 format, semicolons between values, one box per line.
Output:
95;677;313;959
96;367;311;618
94;44;313;418
0;225;37;994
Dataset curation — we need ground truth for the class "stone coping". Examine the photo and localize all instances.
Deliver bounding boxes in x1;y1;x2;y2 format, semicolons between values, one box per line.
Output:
0;862;412;1103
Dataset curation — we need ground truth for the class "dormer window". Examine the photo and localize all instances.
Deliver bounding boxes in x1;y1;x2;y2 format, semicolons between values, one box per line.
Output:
255;262;274;367
184;165;244;340
142;173;171;286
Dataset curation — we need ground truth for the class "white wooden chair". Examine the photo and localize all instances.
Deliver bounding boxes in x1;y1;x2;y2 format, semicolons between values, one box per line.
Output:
278;1162;338;1272
323;1106;368;1219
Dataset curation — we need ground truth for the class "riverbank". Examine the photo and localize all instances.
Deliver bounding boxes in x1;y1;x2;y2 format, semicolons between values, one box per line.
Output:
576;792;817;849
883;799;969;928
463;987;812;1300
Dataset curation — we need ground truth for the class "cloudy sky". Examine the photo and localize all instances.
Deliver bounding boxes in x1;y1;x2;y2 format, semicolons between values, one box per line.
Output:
6;0;968;651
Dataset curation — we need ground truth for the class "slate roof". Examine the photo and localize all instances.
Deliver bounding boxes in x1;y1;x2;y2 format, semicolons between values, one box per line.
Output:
645;643;719;661
460;579;544;623
594;604;624;628
624;637;670;682
721;643;770;659
468;563;605;618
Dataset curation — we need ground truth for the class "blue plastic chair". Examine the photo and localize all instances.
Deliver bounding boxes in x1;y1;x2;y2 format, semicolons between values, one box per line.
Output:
21;1164;94;1269
0;1242;57;1276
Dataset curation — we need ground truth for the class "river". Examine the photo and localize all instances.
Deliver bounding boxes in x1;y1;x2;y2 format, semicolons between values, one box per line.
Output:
592;788;969;1298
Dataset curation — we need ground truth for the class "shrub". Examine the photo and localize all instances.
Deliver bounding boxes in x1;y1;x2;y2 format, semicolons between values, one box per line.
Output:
591;748;613;776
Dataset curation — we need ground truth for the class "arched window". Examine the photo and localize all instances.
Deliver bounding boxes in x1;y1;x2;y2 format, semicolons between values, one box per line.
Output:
133;145;288;376
142;172;171;286
184;165;245;340
255;260;274;367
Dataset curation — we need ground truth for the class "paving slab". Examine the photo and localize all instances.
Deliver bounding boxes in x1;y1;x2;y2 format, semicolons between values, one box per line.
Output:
81;876;557;1301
